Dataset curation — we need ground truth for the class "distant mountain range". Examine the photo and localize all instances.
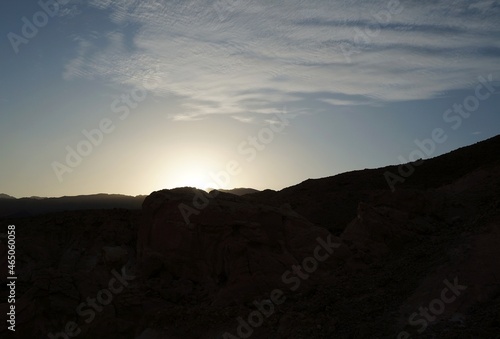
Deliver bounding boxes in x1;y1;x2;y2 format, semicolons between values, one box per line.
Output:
0;189;260;218
0;193;146;218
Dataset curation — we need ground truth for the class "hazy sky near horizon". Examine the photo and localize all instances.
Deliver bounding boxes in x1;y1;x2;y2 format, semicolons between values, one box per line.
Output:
1;0;500;198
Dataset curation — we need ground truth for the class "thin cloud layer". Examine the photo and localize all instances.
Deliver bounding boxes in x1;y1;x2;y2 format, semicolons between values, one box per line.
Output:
63;0;500;121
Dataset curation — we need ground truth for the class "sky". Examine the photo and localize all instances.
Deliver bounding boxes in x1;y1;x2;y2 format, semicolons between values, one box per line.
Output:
1;0;499;198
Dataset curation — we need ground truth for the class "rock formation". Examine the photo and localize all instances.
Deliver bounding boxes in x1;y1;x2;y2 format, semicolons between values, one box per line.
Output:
138;188;349;306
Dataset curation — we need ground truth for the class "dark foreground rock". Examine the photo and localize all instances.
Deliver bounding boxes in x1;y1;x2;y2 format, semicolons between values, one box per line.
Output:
138;188;349;306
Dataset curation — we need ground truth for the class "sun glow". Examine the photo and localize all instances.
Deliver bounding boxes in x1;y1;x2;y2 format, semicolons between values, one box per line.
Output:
159;147;233;192
169;167;210;190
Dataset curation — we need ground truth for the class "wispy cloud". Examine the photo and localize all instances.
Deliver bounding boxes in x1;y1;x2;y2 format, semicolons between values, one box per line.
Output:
63;0;500;120
319;98;373;106
231;115;256;124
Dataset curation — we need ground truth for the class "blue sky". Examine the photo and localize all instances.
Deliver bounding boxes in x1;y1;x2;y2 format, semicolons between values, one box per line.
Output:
1;0;499;198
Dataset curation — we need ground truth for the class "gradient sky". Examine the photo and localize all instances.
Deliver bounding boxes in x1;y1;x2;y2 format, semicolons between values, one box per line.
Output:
1;0;499;198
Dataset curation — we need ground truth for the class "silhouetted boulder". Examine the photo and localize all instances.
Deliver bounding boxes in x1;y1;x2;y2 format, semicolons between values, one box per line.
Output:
138;188;349;305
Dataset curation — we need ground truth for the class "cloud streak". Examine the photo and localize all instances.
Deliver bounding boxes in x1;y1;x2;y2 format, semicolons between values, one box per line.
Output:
63;0;500;120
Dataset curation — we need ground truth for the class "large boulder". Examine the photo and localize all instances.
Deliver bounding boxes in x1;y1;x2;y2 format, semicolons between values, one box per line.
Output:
138;188;349;305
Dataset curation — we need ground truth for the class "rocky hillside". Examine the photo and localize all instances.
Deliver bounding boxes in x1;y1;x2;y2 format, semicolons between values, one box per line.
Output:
246;135;500;234
0;135;499;338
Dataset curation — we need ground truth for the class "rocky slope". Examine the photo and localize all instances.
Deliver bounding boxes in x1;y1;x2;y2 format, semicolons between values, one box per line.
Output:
246;135;500;234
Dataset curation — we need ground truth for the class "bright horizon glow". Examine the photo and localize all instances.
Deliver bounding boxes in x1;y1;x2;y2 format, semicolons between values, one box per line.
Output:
167;167;211;191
